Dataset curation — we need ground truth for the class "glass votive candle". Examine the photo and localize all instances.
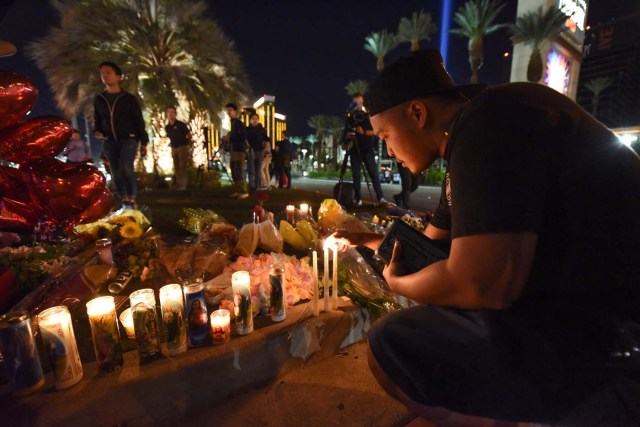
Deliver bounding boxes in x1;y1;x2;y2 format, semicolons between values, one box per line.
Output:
210;309;231;345
86;296;123;373
159;284;187;356
299;203;309;218
119;308;136;339
129;289;161;362
286;205;295;223
183;280;211;347
231;271;253;335
95;238;114;265
38;306;83;390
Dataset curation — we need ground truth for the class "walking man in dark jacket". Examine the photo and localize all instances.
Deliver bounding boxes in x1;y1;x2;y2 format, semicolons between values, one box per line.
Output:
94;61;149;208
245;113;267;194
165;106;192;191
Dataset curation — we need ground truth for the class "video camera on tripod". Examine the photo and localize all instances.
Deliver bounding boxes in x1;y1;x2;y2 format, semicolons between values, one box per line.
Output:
342;106;370;149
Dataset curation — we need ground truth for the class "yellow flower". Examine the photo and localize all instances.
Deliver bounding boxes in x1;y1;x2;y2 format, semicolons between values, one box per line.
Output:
108;215;134;226
119;222;143;239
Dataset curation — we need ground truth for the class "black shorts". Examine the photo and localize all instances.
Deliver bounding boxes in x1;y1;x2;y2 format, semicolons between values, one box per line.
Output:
368;302;640;425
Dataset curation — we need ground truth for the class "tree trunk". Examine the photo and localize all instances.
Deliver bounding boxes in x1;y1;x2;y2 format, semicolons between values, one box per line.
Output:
592;95;600;117
376;56;384;72
527;49;543;82
411;40;420;52
468;37;484;84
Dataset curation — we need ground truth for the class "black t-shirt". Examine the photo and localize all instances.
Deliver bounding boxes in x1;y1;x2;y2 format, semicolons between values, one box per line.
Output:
229;118;247;152
429;82;640;321
352;117;375;153
165;120;190;148
246;124;267;151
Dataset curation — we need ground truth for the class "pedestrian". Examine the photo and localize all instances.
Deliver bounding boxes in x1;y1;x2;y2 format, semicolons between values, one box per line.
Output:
275;130;293;189
393;161;418;208
164;106;192;191
336;49;640;424
93;61;149;209
222;103;248;199
245;112;267;194
345;93;388;206
261;135;272;189
62;129;91;164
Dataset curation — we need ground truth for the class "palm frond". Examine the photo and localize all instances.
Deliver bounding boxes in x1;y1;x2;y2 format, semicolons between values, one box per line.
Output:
508;6;568;50
397;10;438;51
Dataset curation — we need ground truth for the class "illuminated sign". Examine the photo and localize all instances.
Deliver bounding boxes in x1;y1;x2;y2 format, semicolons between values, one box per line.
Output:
557;0;587;32
545;49;571;95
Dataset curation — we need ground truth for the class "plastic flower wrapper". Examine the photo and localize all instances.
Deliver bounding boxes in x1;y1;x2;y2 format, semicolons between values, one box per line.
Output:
317;199;371;234
336;247;409;318
157;237;230;284
178;208;222;234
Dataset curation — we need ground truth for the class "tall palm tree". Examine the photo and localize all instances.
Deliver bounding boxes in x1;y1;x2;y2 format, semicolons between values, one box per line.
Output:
345;80;369;97
508;7;568;82
325;116;345;170
364;30;399;72
397;10;438;52
307;115;328;160
584;76;615;116
450;0;506;83
28;0;249;124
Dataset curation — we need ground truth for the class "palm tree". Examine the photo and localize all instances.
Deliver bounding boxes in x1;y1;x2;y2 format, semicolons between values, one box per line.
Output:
28;0;249;125
450;0;506;84
307;114;329;162
345;80;369;97
397;10;438;52
325;116;345;170
508;7;568;82
584;76;615;116
364;30;399;72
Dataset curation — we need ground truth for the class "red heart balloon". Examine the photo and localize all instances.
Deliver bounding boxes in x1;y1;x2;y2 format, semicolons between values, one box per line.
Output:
20;157;107;223
0;116;72;164
0;71;38;130
0;167;41;231
73;187;114;225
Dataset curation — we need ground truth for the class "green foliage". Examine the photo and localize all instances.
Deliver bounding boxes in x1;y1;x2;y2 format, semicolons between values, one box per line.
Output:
508;6;568;51
307;170;352;179
27;0;249;124
0;244;70;294
364;30;399;71
397;10;438;52
344;80;369;97
425;166;446;185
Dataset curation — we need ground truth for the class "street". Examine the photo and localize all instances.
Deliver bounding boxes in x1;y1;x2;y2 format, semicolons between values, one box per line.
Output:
289;176;442;213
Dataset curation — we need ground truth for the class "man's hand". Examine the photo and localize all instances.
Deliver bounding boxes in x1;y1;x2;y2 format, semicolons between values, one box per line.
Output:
382;241;407;292
94;131;106;140
140;145;147;158
333;230;383;251
355;126;364;135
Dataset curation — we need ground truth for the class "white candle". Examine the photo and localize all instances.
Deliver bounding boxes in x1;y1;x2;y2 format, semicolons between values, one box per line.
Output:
232;271;253;335
38;306;83;390
299;203;309;218
210;309;231;345
286;205;295;223
159;284;187;355
323;246;329;312
312;250;319;316
119;308;136;339
332;246;338;310
129;288;156;309
86;296;123;373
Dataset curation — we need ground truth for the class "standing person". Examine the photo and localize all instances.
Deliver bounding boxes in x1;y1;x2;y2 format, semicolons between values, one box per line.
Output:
393;161;418;209
347;93;388;206
62;129;91;164
222;103;248;199
272;137;283;188
336;49;640;425
94;61;148;209
164;106;192;191
275;131;294;189
261;136;272;189
245;113;267;194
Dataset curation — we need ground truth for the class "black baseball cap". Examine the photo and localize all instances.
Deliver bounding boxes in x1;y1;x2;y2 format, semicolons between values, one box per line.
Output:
365;49;485;116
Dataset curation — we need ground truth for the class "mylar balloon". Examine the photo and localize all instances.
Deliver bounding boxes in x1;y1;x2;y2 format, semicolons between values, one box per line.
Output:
72;187;114;226
0;166;42;231
0;116;72;164
20;157;107;223
0;71;38;130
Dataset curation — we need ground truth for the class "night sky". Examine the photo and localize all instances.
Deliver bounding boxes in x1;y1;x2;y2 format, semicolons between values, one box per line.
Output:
1;0;639;136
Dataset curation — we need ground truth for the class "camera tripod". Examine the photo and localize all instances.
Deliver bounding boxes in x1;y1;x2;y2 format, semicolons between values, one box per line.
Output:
336;137;375;205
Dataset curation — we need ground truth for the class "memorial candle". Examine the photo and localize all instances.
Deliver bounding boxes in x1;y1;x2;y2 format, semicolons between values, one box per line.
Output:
312;250;319;316
210;309;231;345
119;308;136;339
332;246;339;310
129;289;161;362
38;306;83;390
86;296;123;373
159;284;187;356
299;203;309;218
323;246;330;312
232;271;253;335
286;205;295;223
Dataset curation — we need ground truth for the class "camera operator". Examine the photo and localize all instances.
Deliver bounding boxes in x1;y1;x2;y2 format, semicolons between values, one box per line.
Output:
343;93;388;206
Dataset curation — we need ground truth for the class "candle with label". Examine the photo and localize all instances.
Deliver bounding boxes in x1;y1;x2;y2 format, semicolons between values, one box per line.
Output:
299;203;309;218
129;289;161;363
269;263;286;322
119;308;136;339
332;246;339;309
86;296;123;373
159;284;187;355
210;309;231;345
232;271;253;335
183;280;211;346
286;205;295;223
